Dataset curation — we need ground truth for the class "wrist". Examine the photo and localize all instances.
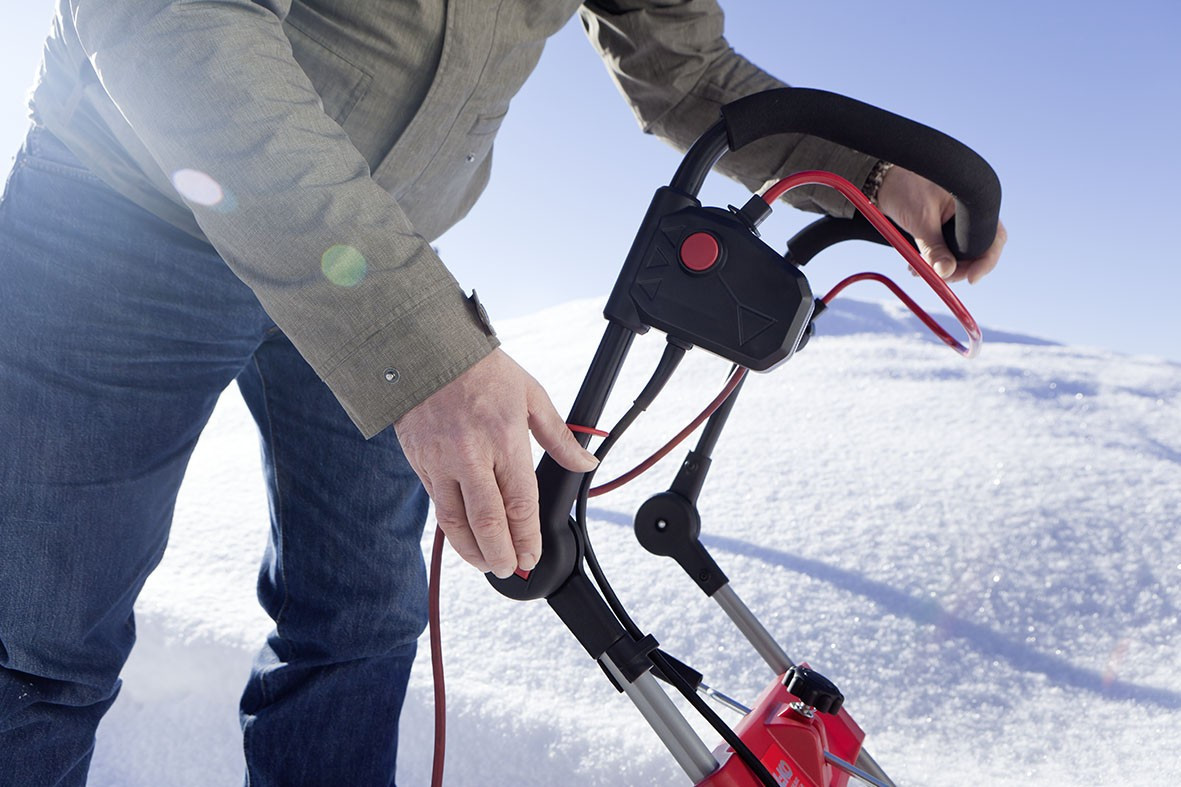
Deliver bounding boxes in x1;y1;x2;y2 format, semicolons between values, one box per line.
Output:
861;160;895;206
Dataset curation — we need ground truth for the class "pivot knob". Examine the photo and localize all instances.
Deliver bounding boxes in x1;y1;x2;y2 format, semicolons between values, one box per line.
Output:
784;665;844;716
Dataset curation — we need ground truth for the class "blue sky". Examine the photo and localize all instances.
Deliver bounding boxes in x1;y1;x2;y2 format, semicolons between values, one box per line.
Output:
4;3;1180;362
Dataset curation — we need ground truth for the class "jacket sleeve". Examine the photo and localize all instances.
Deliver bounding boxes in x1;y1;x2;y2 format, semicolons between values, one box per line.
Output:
70;0;498;438
580;0;878;217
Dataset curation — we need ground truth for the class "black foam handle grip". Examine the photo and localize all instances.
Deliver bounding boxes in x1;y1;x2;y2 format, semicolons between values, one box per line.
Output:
720;87;1001;259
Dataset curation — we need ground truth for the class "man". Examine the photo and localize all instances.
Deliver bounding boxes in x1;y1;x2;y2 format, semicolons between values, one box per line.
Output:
0;0;1006;784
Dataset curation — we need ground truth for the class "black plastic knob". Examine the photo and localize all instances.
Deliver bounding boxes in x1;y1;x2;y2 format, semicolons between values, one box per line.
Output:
784;665;844;716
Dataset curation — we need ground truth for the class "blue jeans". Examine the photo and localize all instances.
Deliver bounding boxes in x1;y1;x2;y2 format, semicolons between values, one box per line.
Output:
0;128;430;786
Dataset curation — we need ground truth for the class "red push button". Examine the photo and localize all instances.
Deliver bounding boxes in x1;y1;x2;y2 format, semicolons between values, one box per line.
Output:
679;231;720;272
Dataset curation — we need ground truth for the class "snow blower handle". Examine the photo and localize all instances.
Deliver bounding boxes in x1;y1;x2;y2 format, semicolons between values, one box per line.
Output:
719;87;1002;261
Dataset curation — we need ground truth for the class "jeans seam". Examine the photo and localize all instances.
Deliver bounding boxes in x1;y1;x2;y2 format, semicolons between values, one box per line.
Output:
251;353;290;703
19;155;106;186
0;157;22;219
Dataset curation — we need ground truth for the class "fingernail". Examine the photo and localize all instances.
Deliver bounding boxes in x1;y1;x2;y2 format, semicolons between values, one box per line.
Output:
519;552;538;571
491;566;514;580
934;260;956;279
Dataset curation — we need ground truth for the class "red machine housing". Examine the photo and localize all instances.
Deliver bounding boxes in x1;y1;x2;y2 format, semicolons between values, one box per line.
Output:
698;671;865;787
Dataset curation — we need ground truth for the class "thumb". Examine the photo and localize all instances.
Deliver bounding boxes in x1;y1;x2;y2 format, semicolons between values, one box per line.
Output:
526;381;599;473
917;235;958;280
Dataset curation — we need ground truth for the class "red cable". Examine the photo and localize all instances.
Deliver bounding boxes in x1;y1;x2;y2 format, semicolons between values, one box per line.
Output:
429;526;446;787
763;170;981;357
588;365;747;497
823;272;964;352
569;172;981;500
425;174;982;787
567;424;610;438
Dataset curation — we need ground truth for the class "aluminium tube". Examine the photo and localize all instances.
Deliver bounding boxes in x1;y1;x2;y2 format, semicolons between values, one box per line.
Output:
601;654;718;783
711;584;794;674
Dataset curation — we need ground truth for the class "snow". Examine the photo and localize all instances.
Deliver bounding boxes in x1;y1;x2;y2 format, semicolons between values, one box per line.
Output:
88;297;1181;786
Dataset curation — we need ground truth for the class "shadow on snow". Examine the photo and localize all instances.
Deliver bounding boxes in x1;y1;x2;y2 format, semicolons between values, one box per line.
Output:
587;505;1181;711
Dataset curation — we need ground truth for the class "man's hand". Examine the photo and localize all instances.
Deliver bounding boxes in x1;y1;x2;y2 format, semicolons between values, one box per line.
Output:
395;348;598;578
876;165;1008;284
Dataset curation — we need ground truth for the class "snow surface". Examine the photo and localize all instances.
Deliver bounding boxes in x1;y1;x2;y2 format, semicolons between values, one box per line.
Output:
88;297;1181;786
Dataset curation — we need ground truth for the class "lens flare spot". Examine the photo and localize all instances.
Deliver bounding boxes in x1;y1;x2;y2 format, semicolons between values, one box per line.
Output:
1102;639;1130;688
321;245;367;287
171;169;225;207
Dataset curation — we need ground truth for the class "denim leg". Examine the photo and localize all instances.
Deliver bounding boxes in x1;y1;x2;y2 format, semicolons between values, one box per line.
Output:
235;331;429;787
0;129;269;785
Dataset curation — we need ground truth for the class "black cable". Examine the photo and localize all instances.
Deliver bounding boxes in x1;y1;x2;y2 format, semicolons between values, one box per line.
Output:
650;650;780;787
574;346;777;787
577;339;687;640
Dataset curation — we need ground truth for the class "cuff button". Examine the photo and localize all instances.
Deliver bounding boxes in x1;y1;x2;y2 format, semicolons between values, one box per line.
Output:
468;290;496;337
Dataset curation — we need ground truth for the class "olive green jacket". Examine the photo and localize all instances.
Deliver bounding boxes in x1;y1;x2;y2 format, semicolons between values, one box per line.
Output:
30;0;875;437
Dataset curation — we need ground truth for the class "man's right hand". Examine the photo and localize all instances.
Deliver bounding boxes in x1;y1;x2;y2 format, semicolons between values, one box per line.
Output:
876;165;1008;284
394;348;599;578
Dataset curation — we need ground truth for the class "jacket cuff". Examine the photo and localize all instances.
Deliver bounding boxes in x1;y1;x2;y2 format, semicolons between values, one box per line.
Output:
323;286;500;438
765;140;880;219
